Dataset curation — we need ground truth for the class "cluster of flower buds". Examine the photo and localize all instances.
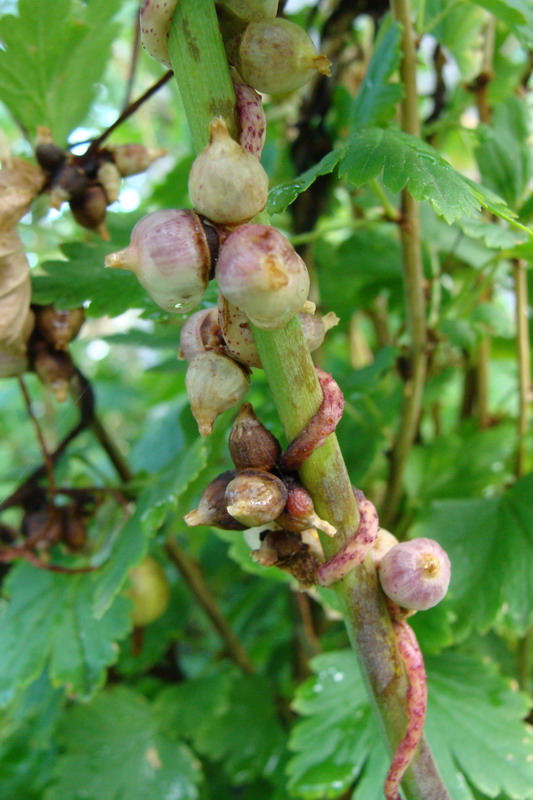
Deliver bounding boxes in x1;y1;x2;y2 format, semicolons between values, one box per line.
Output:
141;1;330;97
35;127;166;238
185;402;337;582
106;199;336;436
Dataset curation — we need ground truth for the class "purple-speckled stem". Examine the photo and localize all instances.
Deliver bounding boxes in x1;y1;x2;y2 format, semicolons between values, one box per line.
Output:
385;620;428;800
280;368;345;471
317;490;379;585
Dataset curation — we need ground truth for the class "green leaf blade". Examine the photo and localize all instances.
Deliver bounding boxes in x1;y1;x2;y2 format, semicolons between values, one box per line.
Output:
47;686;201;800
0;562;131;706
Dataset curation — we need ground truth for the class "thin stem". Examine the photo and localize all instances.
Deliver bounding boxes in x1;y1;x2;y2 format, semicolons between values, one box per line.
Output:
122;10;141;111
168;3;450;798
295;591;322;656
517;625;532;694
514;259;531;479
382;0;427;528
18;377;57;494
469;17;495;430
90;415;133;484
165;537;255;675
85;71;174;155
370;178;400;221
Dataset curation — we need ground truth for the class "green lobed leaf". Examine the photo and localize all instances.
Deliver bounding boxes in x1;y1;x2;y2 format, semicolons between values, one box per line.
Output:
93;438;208;618
46;686;201;800
424;0;487;78
0;724;56;800
193;673;287;784
457;218;528;250
0;0;121;142
350;22;403;130
269;129;531;232
92;508;150;619
31;241;160;318
404;423;515;504
267;150;341;216
314;227;403;319
287;649;533;800
0;561;131;706
411;473;533;636
140;436;209;532
339;128;528;228
468;0;533;46
476;97;533;209
153;672;231;742
155;670;287;785
424;652;533;799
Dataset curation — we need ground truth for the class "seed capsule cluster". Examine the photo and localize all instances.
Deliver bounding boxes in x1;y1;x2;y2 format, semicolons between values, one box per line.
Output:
107;144;336;435
141;1;330;97
185;401;337;580
36;127;166;240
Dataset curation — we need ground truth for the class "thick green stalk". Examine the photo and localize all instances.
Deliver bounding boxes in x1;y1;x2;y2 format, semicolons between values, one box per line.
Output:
168;2;449;797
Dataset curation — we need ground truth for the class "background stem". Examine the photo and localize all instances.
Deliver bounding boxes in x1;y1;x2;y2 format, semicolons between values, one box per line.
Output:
382;0;427;528
514;258;531;478
165;537;255;675
168;2;450;797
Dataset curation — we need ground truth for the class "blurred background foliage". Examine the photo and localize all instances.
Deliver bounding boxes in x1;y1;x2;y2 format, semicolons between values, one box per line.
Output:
0;0;532;798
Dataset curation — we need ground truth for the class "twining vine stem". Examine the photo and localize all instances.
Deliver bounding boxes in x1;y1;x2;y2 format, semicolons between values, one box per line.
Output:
381;0;428;528
168;1;450;798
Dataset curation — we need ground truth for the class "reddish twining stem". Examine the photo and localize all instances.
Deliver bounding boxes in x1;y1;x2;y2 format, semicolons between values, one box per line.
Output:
385;619;428;800
279;368;345;471
317;489;379;585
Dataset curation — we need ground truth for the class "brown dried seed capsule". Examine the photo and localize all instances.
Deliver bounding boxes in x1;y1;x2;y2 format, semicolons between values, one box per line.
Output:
184;470;246;530
229;403;281;471
225;468;288;527
252;528;320;585
31;342;75;402
70;183;110;239
34;306;85;351
48;163;91;208
35;127;67;174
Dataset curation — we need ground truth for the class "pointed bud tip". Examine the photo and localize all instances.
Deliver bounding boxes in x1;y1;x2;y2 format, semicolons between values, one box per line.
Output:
184;509;204;527
104;249;134;270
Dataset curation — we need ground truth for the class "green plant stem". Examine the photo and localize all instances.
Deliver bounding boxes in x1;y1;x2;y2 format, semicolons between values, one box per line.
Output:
168;2;449;797
382;0;427;528
165;537;255;675
18;377;57;494
514;259;531;478
470;17;495;430
90;415;133;484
